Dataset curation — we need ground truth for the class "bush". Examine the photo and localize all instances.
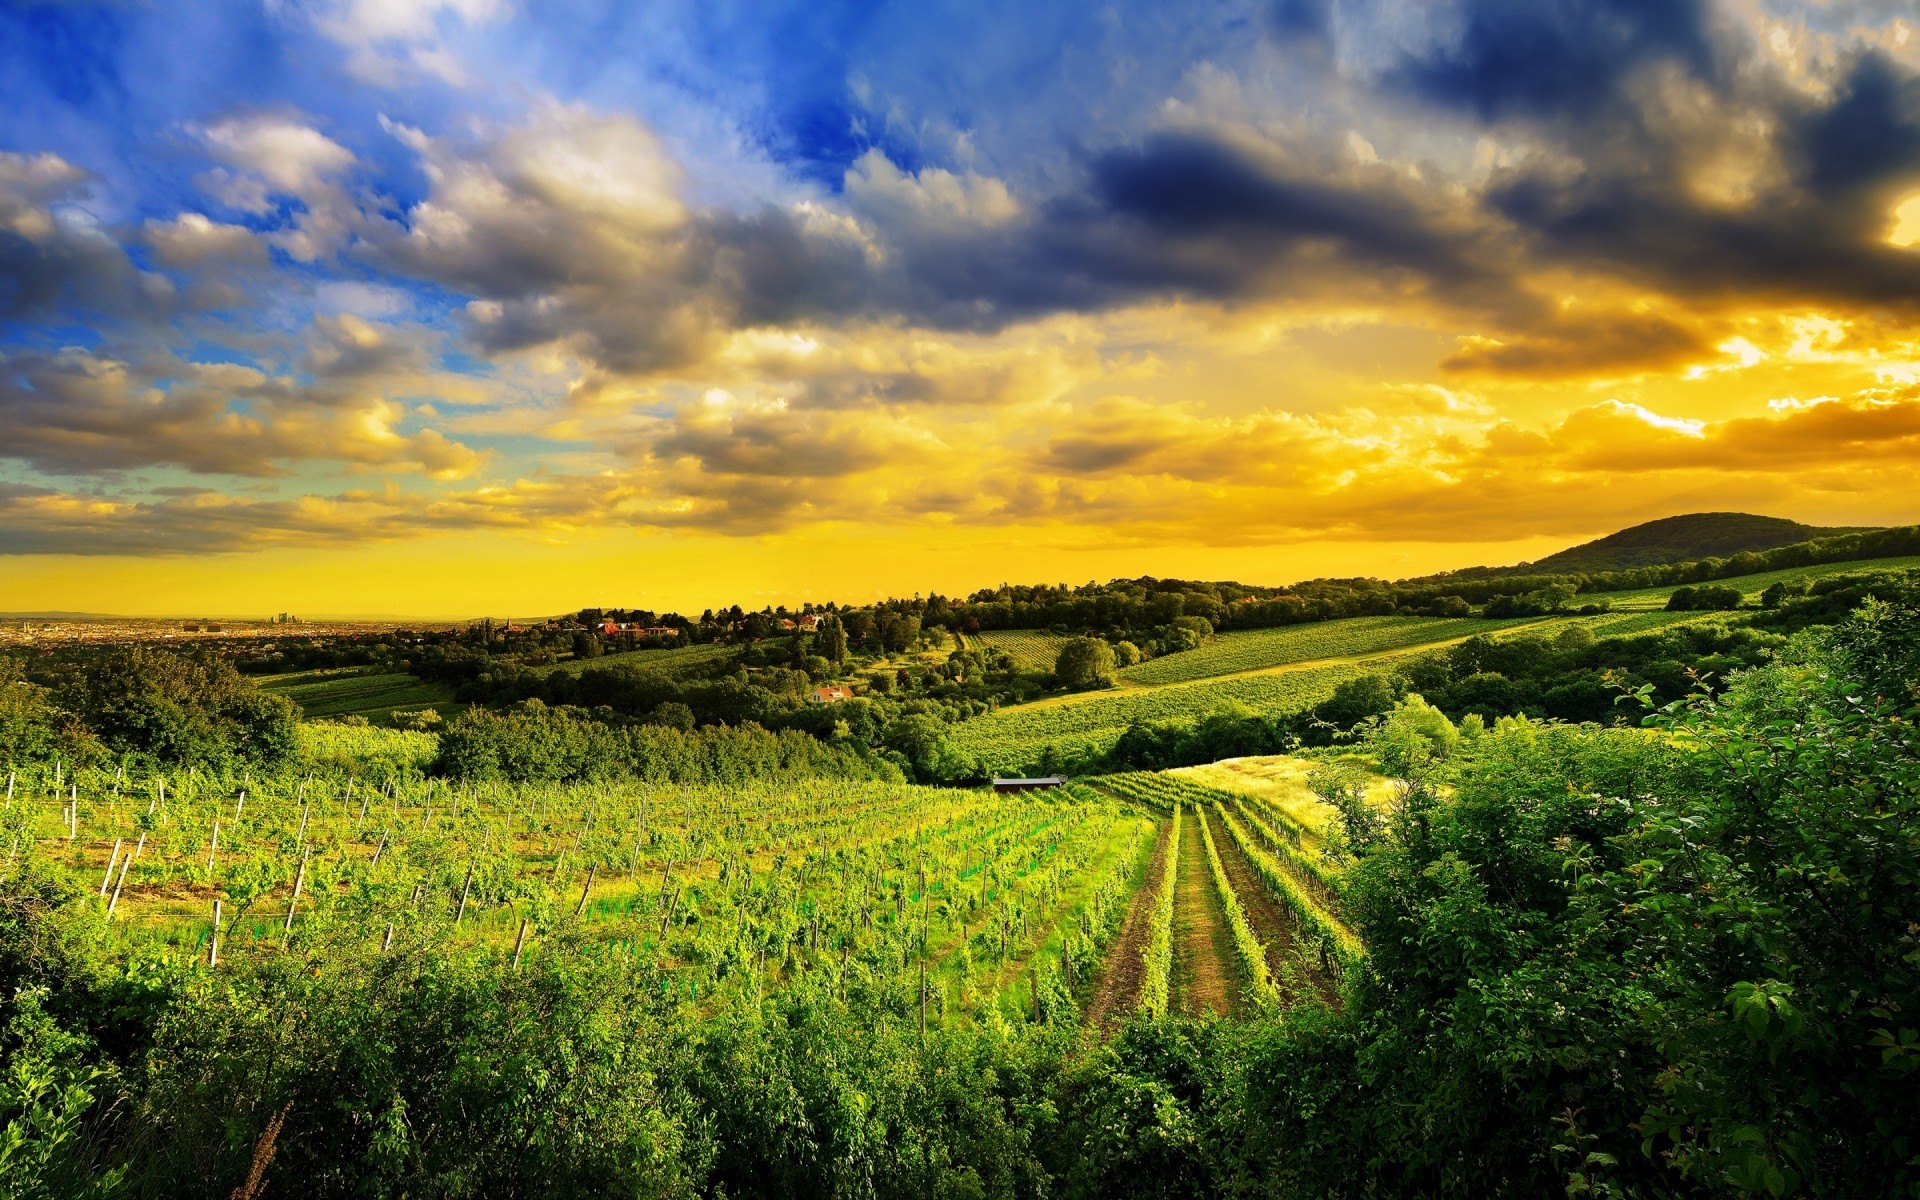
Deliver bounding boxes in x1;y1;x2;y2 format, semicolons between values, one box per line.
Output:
1666;583;1743;611
1054;638;1117;691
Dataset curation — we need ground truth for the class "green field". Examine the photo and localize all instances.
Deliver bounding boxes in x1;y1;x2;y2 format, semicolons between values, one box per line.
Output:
1119;615;1540;686
973;630;1077;672
548;641;737;677
952;661;1369;775
12;762;1154;1033
1585;555;1920;610
261;670;458;725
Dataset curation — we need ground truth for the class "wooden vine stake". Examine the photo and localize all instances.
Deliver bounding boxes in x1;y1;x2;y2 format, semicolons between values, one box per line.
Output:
455;863;474;926
99;838;123;896
206;821;220;872
512;918;530;968
382;923;395;953
283;849;310;941
575;864;596;918
209;899;222;968
105;851;131;920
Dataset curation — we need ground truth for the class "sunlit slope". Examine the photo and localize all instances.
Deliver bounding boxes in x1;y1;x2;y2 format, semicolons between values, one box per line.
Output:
260;670;457;725
1584;556;1920;610
1117;615;1537;686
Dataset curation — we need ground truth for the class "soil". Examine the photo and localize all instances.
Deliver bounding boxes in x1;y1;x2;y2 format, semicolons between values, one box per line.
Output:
1083;817;1171;1028
1172;810;1237;1018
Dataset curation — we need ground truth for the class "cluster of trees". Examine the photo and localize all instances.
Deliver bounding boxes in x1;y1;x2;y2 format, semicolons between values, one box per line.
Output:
2;648;298;772
1667;583;1744;610
7;583;1916;1196
432;700;898;785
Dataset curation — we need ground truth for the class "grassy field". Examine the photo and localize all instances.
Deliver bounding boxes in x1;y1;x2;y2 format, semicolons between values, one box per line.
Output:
1119;615;1541;686
953;616;1558;774
1173;755;1392;840
548;641;737;677
260;670;458;726
951;661;1369;775
1585;556;1920;610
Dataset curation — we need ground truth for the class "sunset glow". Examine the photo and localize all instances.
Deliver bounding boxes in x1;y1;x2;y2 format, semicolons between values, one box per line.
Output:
4;0;1920;615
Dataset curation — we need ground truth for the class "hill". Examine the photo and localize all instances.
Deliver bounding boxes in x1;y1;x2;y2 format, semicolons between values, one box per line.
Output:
1484;512;1877;576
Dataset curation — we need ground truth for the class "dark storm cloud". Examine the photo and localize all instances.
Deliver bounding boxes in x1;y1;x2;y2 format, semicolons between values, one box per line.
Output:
1484;48;1920;312
1387;0;1724;121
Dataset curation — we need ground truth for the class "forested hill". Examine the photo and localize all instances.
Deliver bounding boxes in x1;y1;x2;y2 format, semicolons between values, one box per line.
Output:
1466;512;1877;576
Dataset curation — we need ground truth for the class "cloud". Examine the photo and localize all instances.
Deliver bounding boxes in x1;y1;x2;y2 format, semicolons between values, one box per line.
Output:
192;113;360;260
0;343;486;479
1440;310;1710;377
1388;0;1725;121
0;471;621;556
0;151;171;320
285;0;507;85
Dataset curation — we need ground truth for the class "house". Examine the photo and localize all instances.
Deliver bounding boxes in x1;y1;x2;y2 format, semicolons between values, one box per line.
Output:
991;776;1067;793
601;621;622;636
797;614;822;632
644;626;679;638
809;685;856;704
780;618;798;631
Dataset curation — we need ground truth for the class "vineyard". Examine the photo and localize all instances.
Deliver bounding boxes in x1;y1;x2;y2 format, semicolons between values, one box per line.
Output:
949;661;1374;775
971;630;1078;672
1;760;1183;1029
1117;614;1539;686
0;746;1383;1035
260;670;458;726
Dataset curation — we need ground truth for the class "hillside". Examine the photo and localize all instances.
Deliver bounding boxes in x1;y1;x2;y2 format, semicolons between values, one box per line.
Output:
1481;512;1877;576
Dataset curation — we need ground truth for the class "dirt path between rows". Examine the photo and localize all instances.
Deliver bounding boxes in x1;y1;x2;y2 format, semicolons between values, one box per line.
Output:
1173;810;1237;1018
1201;805;1338;1007
1083;816;1170;1029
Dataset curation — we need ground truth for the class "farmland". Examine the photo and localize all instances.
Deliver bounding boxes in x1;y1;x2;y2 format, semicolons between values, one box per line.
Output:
4;759;1169;1029
950;614;1551;774
1117;614;1540;686
259;669;458;726
546;640;738;678
5;564;1918;1196
1585;554;1920;609
950;660;1369;774
971;630;1077;672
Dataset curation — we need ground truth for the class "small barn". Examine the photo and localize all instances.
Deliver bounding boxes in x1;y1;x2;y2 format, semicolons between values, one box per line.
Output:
992;776;1067;793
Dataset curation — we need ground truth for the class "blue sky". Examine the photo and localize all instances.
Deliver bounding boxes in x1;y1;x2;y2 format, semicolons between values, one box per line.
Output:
3;0;1920;614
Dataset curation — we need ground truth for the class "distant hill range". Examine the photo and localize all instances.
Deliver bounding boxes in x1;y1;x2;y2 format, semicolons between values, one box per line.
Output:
1470;513;1885;578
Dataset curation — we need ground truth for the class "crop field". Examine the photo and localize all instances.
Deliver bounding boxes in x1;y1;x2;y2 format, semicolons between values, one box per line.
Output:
2;761;1175;1029
1087;769;1360;1013
1119;615;1541;686
260;670;458;725
950;661;1368;775
1585;555;1920;610
549;641;737;677
973;630;1077;672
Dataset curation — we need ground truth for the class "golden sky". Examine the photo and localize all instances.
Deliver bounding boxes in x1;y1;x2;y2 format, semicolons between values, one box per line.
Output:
3;1;1919;616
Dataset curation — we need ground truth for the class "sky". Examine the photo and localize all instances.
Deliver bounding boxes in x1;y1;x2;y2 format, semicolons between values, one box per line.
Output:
3;0;1920;618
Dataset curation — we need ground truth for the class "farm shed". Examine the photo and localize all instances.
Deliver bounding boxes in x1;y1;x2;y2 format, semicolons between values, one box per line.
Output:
992;776;1067;793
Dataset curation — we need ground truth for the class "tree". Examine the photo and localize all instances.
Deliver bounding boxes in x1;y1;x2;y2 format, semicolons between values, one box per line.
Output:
1054;638;1117;691
880;613;921;653
819;617;848;665
62;647;297;767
